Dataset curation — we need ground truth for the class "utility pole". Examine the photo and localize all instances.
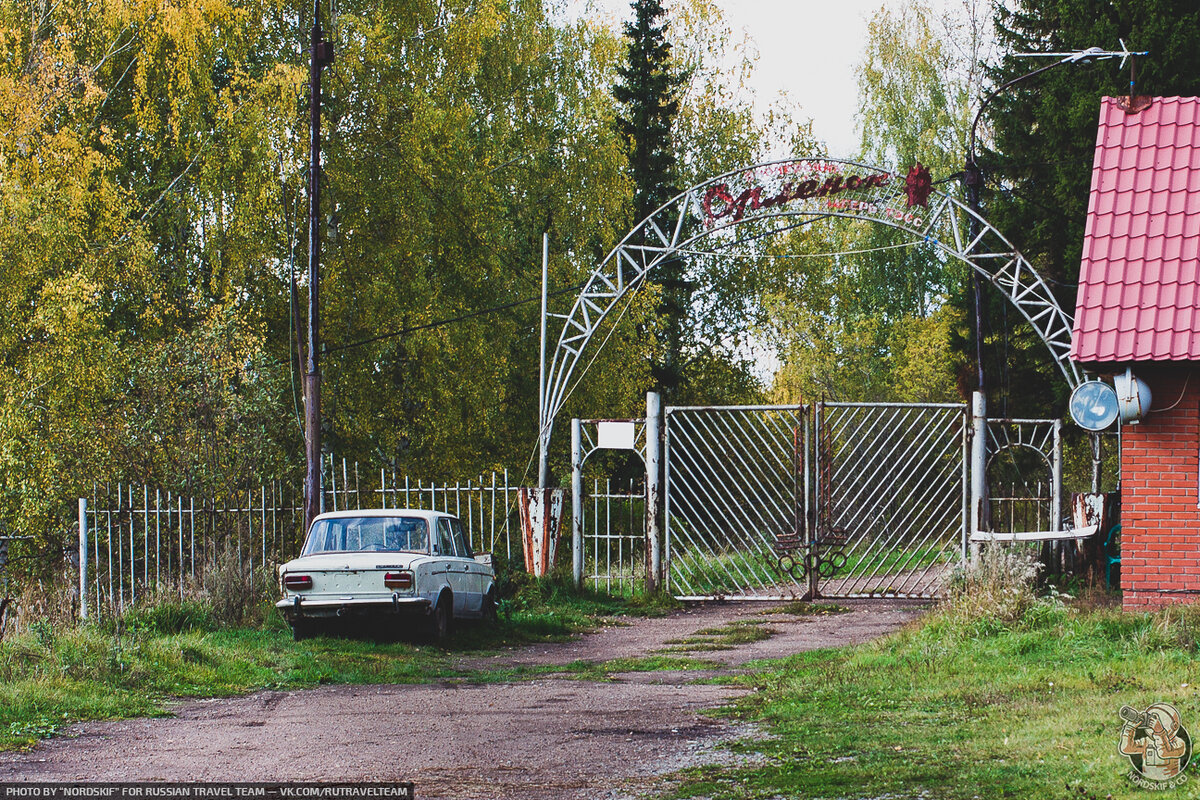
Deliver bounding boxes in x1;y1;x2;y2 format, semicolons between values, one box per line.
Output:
304;0;334;534
964;43;1145;398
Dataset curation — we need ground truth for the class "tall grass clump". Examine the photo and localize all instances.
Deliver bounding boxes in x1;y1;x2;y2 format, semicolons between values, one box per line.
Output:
941;543;1042;624
200;547;275;628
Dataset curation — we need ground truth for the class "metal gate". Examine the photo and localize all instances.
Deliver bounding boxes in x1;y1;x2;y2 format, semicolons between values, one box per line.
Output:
664;402;968;599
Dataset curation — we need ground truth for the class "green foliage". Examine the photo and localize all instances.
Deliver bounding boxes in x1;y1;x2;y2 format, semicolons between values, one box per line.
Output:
118;600;216;637
613;0;682;223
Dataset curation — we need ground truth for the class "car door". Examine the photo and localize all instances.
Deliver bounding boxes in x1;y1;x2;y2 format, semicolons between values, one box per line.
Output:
450;517;483;614
436;517;472;617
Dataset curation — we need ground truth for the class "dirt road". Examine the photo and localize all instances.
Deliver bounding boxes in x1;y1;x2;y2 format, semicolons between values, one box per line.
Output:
0;599;925;799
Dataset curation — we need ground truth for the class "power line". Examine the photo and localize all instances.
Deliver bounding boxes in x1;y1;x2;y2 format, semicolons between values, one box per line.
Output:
326;282;585;354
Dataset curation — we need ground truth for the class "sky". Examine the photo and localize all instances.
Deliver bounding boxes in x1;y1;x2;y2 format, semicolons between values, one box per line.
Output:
564;0;935;159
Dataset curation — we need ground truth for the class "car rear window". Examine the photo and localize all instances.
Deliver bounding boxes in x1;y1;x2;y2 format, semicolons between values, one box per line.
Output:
301;517;430;555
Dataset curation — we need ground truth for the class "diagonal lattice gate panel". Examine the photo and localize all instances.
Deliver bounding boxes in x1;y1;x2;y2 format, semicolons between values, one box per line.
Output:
664;402;967;599
665;406;807;598
815;403;967;598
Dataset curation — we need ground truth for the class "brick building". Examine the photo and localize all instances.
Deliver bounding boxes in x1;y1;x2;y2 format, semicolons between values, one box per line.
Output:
1072;96;1200;609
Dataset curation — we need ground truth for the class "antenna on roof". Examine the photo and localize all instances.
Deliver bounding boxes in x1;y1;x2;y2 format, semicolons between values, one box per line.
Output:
1013;43;1148;66
1127;40;1137;95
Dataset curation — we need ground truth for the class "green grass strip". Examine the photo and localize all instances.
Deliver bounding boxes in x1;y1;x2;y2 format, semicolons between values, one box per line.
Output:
671;598;1200;799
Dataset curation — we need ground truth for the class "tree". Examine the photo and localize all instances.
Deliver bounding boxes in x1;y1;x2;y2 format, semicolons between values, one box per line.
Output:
612;0;687;398
767;1;986;405
984;0;1200;416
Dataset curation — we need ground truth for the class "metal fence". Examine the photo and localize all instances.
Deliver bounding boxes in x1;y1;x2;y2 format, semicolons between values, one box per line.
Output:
814;403;967;598
78;459;525;619
989;481;1054;535
583;478;645;593
665;405;810;599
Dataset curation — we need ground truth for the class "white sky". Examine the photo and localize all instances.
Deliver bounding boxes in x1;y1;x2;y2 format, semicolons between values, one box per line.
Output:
565;0;932;158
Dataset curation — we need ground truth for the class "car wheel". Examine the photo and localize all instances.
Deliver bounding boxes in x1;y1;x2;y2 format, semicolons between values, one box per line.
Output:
481;590;498;624
291;618;315;642
423;596;451;643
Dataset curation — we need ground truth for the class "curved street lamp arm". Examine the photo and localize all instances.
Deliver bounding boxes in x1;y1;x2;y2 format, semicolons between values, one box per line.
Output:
967;45;1149;169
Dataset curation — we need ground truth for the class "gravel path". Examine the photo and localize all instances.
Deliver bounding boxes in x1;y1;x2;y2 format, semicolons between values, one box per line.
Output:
0;598;927;798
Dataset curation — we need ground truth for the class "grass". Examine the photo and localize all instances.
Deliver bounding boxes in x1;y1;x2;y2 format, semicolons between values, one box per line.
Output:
662;620;777;653
769;601;849;616
669;541;957;597
0;578;679;751
669;592;1200;799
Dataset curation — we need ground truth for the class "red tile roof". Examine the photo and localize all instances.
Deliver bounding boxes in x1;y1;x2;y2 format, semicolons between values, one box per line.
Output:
1071;96;1200;363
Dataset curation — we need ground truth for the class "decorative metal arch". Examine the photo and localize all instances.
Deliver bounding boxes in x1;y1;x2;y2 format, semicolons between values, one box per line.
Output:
985;418;1061;472
982;417;1064;535
541;157;1081;452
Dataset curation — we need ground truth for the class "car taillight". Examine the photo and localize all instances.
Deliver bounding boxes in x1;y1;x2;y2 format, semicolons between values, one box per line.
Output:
384;571;413;590
283;574;313;591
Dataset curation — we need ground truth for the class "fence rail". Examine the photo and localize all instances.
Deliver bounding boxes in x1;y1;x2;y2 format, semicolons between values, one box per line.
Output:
79;459;524;619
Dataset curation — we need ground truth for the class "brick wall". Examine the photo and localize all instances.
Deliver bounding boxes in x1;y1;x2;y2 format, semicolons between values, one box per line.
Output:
1118;364;1200;610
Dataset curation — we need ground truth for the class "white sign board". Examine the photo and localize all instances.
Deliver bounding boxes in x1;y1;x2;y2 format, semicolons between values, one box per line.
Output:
597;421;637;450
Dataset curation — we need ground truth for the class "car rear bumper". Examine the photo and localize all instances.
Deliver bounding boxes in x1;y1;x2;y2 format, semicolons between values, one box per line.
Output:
277;594;432;620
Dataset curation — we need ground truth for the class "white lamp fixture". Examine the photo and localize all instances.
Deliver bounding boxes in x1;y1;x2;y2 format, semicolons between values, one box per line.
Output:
1113;367;1152;424
1069;380;1121;431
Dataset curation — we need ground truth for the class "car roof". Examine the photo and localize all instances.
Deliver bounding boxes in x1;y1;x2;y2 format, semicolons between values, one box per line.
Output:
311;508;454;522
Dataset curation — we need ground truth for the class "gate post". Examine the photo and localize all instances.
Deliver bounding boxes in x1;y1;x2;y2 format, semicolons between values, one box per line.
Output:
571;417;584;588
78;498;88;621
645;391;662;593
1051;419;1063;533
970;391;988;551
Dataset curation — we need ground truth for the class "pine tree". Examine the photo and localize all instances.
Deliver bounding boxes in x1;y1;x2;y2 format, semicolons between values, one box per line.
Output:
613;0;686;398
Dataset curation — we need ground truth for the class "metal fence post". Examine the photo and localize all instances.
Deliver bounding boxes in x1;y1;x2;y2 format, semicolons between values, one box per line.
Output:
646;391;662;593
571;417;583;588
78;498;88;621
1051;419;1063;533
970;390;988;555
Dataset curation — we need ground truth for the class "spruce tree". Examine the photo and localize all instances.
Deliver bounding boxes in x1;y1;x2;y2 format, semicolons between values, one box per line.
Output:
613;0;686;398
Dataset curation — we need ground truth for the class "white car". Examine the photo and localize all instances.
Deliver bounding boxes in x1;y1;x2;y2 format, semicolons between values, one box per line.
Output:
277;509;497;641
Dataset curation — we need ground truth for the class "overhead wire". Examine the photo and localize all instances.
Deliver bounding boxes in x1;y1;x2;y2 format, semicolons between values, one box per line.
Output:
326;282;586;354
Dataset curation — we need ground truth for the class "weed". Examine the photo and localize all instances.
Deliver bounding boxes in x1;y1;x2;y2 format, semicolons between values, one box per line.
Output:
121;601;215;636
660;620;775;652
941;543;1042;626
201;548;273;628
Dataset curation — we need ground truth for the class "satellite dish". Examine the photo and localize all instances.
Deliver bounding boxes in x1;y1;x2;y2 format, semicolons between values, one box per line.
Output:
1114;368;1152;424
1069;381;1120;431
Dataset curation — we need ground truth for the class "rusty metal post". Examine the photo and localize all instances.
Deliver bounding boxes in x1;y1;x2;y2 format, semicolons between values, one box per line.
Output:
571;417;583;588
645;391;662;592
